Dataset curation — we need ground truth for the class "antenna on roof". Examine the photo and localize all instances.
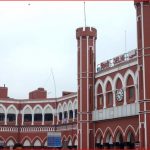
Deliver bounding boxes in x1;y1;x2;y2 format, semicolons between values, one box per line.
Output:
51;68;57;99
84;2;87;27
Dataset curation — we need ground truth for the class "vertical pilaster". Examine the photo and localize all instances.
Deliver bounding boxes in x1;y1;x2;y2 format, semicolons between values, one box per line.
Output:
76;27;97;149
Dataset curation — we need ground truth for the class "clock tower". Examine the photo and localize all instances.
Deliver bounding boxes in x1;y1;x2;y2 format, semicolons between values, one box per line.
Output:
76;27;97;149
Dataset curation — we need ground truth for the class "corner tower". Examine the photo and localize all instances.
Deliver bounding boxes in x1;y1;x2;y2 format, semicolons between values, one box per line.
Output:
135;1;150;148
76;27;97;149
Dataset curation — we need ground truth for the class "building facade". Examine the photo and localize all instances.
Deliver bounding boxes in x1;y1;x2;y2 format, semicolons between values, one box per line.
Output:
0;1;150;149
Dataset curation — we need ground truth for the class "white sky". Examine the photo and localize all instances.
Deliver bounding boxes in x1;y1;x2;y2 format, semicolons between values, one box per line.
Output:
0;1;137;99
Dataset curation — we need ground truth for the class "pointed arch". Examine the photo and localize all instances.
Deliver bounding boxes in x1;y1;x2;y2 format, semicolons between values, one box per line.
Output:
124;69;135;86
7;105;18;114
114;126;124;143
62;102;68;112
114;126;125;137
125;125;136;142
43;136;47;146
73;99;78;110
6;137;16;147
103;127;114;143
63;102;68;120
104;76;113;91
22;105;33;114
68;101;73;119
21;136;32;144
33;105;43;114
57;103;63;113
0;136;5;143
62;135;67;143
95;128;104;147
113;73;124;89
104;77;113;108
72;134;77;146
57;103;63;122
33;139;41;147
32;136;42;147
68;101;73;110
95;79;104;93
43;104;54;114
95;79;104;109
23;139;31;147
67;135;73;147
0;104;6;113
95;128;104;139
62;135;67;147
0;104;6;123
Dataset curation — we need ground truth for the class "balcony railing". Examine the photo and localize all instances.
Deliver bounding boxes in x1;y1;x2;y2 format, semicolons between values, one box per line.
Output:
93;102;139;121
97;49;137;72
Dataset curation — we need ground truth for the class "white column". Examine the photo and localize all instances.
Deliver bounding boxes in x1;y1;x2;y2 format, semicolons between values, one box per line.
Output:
113;91;116;107
32;113;34;125
123;87;127;105
15;114;18;126
42;113;44;125
73;110;75;121
103;93;106;108
52;114;54;125
22;114;24;125
62;112;64;124
4;113;7;125
95;95;97;110
135;84;138;102
57;113;59;124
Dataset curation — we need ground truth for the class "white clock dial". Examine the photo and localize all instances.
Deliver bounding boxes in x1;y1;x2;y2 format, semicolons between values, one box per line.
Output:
116;89;124;101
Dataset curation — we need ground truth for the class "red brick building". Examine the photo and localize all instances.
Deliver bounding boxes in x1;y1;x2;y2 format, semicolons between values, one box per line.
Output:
0;1;150;149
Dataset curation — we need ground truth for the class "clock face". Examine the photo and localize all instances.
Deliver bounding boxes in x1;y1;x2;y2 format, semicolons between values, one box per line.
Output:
116;89;124;101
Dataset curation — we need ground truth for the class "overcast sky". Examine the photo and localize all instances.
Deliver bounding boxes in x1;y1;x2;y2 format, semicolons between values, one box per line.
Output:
0;1;137;99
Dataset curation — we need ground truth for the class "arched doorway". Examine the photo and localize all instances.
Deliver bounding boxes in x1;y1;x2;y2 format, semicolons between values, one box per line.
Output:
96;135;103;148
115;132;124;149
105;132;113;149
127;132;135;149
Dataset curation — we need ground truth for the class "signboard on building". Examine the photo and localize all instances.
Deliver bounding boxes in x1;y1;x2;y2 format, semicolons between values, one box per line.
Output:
47;132;61;147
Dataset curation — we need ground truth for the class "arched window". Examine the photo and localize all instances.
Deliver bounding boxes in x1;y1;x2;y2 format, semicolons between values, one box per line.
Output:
106;81;113;108
44;106;53;122
57;104;63;122
97;84;103;109
0;106;5;122
68;103;73;119
74;101;78;119
34;107;42;122
7;107;16;123
63;103;68;123
24;107;32;122
126;75;135;103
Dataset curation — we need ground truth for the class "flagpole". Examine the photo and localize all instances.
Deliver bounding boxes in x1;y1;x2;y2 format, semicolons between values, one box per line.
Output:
84;2;86;27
